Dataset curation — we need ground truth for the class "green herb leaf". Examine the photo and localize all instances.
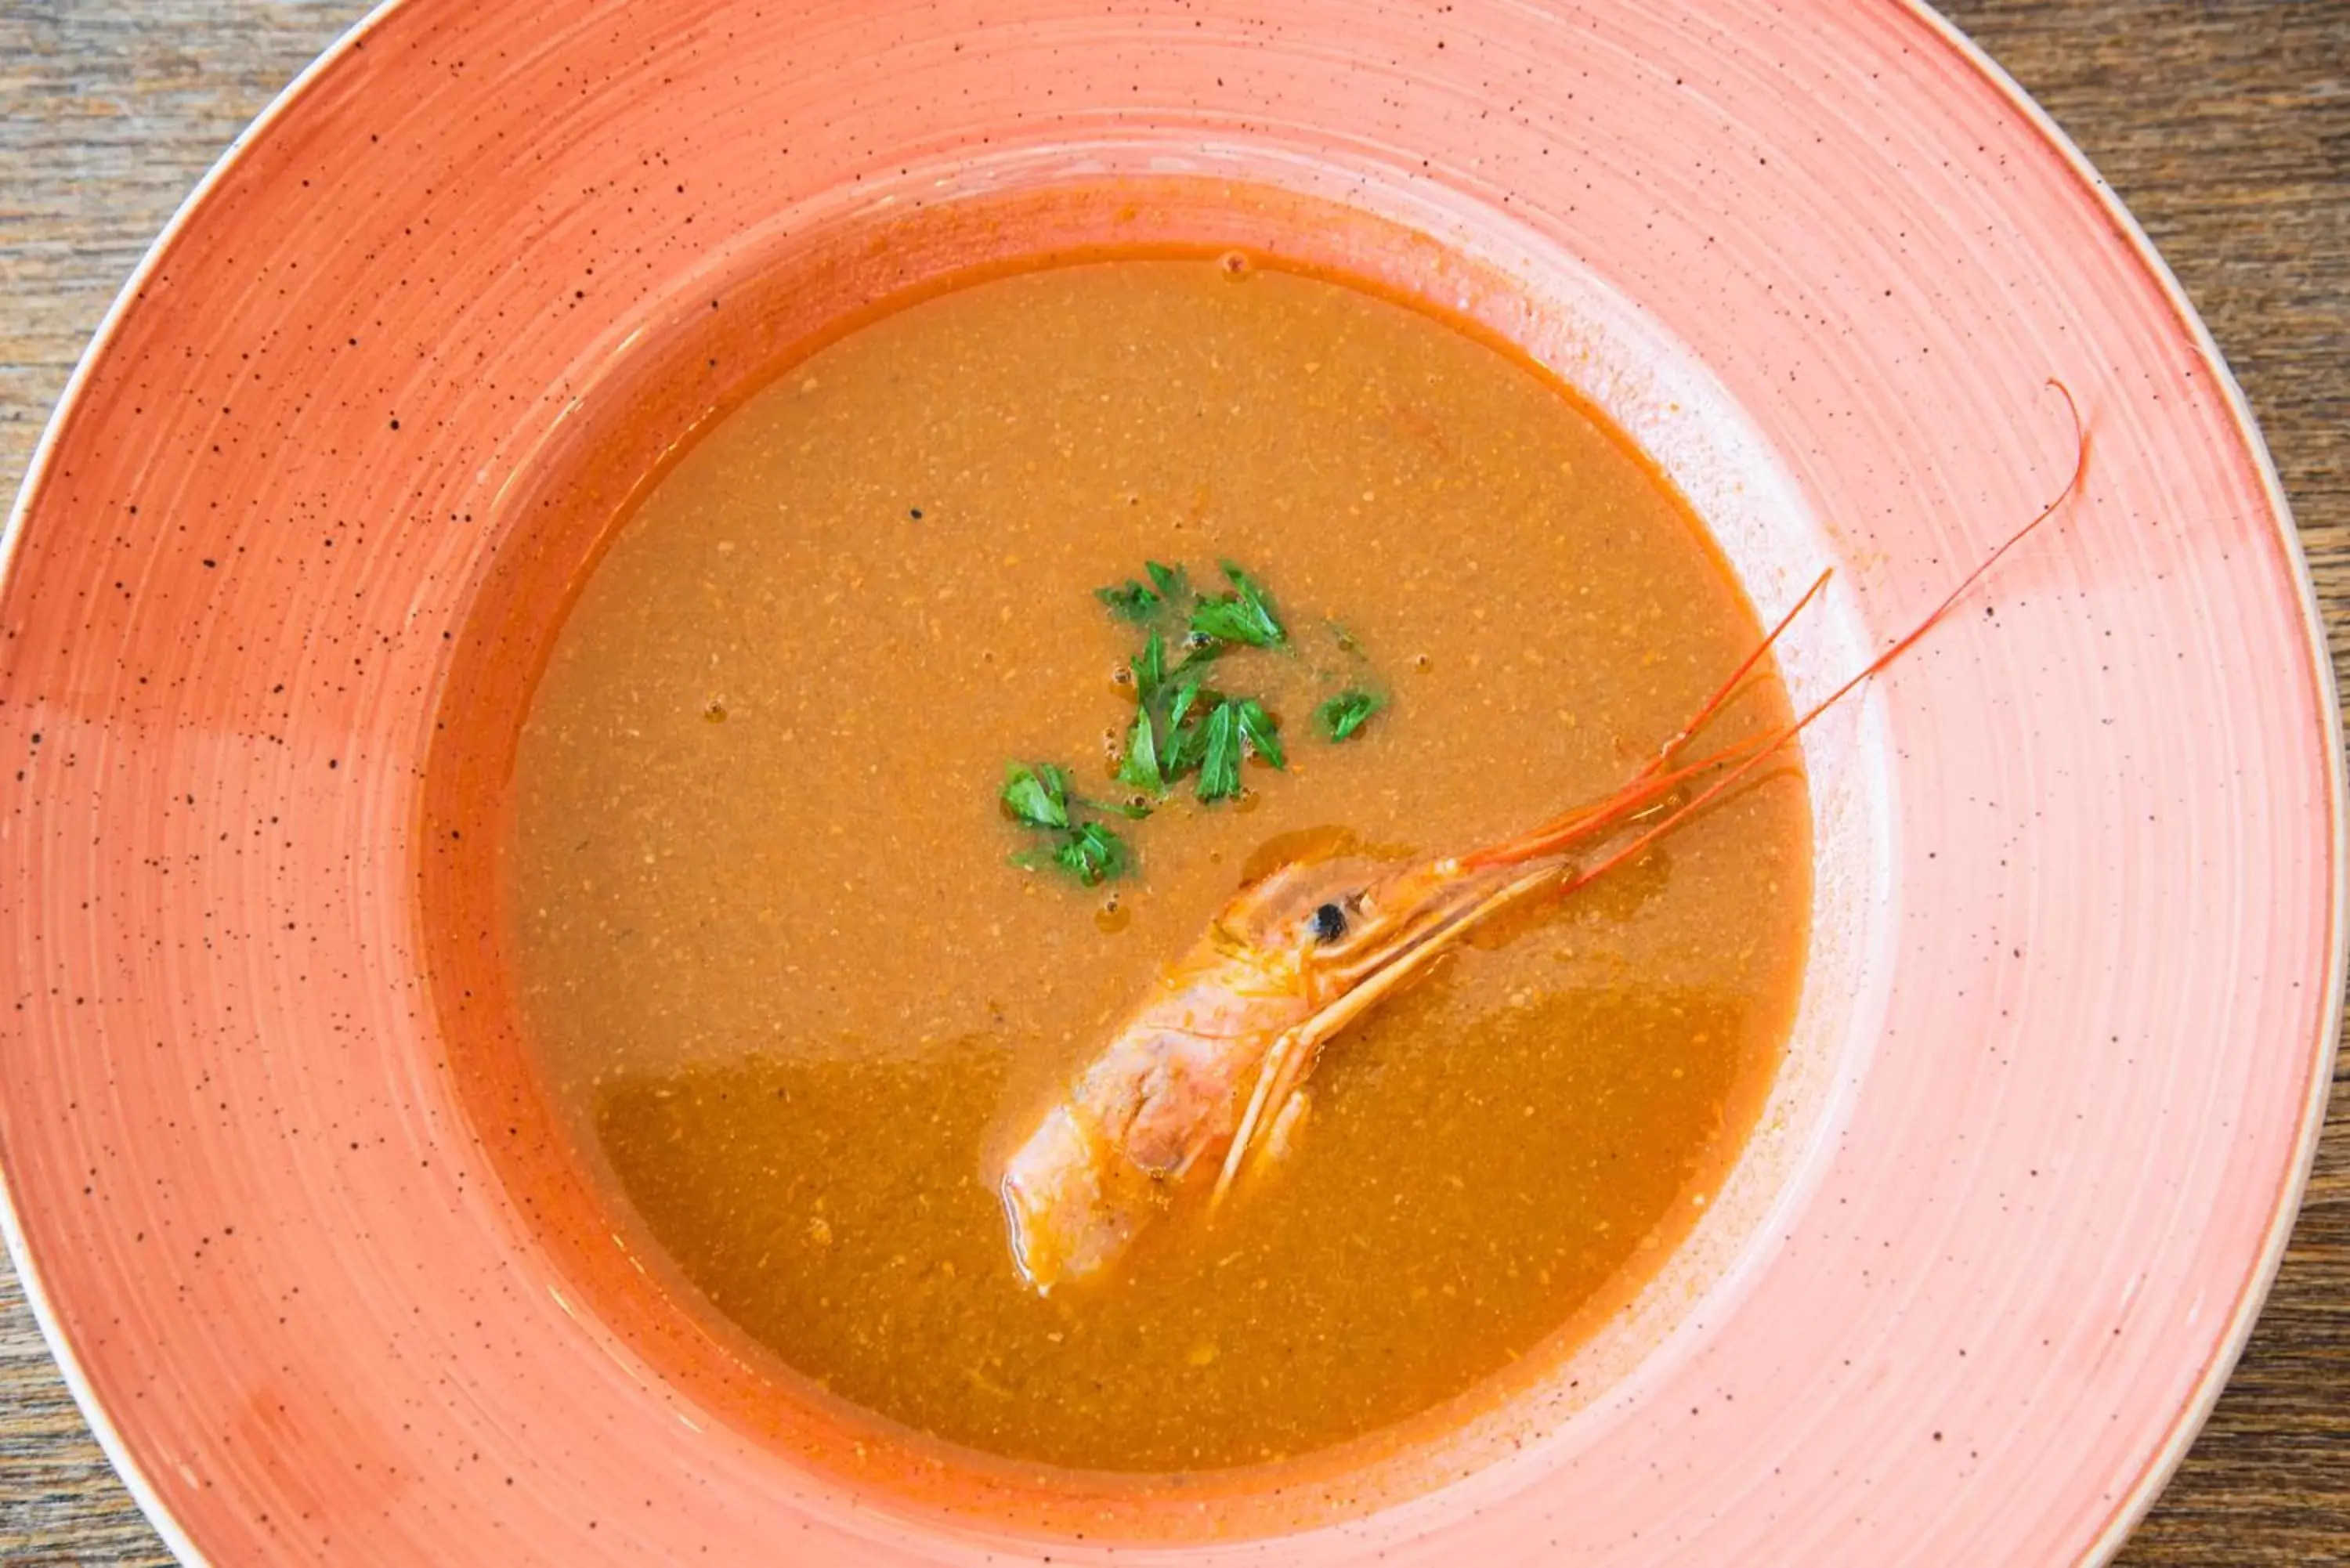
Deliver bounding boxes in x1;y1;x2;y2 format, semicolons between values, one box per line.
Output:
1170;682;1229;771
1054;822;1130;886
1145;560;1191;602
1188;562;1287;649
1130;630;1166;701
1116;706;1164;793
1165;723;1200;779
1003;560;1367;880
1197;701;1243;801
1171;637;1226;679
1189;597;1281;649
1095;579;1161;623
1165;710;1210;780
1223;561;1282;623
1316;689;1384;742
1166;676;1205;734
1001;761;1072;829
1234;698;1286;769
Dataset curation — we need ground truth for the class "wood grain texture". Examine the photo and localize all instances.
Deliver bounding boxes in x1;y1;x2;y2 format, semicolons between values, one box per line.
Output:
0;0;2340;1561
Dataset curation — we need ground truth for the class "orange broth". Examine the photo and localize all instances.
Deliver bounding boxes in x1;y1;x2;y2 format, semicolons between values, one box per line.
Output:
500;256;1808;1472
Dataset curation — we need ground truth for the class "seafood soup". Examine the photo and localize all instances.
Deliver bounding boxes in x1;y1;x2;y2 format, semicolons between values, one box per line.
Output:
500;256;1810;1472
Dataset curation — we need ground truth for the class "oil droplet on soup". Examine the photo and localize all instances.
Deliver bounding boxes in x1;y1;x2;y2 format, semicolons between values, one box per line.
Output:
504;258;1809;1472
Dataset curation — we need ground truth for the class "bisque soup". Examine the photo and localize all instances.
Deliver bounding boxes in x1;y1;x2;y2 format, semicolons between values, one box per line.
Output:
499;256;1808;1472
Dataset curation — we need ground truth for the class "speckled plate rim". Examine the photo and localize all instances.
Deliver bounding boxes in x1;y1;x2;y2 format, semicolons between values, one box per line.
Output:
0;2;2338;1564
0;9;411;1560
1893;9;2343;1560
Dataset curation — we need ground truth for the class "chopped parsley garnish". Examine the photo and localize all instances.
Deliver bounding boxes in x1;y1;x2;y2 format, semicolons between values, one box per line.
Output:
1116;706;1163;793
1054;822;1129;886
1000;761;1073;829
1166;667;1203;728
1145;559;1189;601
1195;700;1243;802
1001;559;1387;890
1163;699;1210;780
1187;562;1287;649
1166;674;1204;734
1234;697;1285;768
1170;638;1226;681
1316;689;1384;742
1003;761;1137;883
1094;579;1161;623
1130;630;1167;699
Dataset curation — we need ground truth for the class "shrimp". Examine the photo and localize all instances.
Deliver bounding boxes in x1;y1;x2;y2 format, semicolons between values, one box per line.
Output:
998;385;2088;1294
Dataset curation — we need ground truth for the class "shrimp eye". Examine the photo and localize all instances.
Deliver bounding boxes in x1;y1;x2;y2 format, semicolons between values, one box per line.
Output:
1311;902;1347;944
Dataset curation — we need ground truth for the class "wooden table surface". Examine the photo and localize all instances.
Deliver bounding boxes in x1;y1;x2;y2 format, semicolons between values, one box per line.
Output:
1;1;2342;1562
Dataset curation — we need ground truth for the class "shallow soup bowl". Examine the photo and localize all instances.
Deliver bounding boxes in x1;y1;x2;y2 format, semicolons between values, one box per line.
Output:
1;1;2337;1563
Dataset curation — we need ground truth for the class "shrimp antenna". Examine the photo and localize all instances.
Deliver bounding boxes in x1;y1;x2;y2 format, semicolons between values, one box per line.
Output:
1227;382;2085;1215
1469;573;1833;868
1543;379;2090;892
1640;566;1835;779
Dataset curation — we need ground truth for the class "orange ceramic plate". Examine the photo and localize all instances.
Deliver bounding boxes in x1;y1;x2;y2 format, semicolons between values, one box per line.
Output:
2;2;2337;1563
